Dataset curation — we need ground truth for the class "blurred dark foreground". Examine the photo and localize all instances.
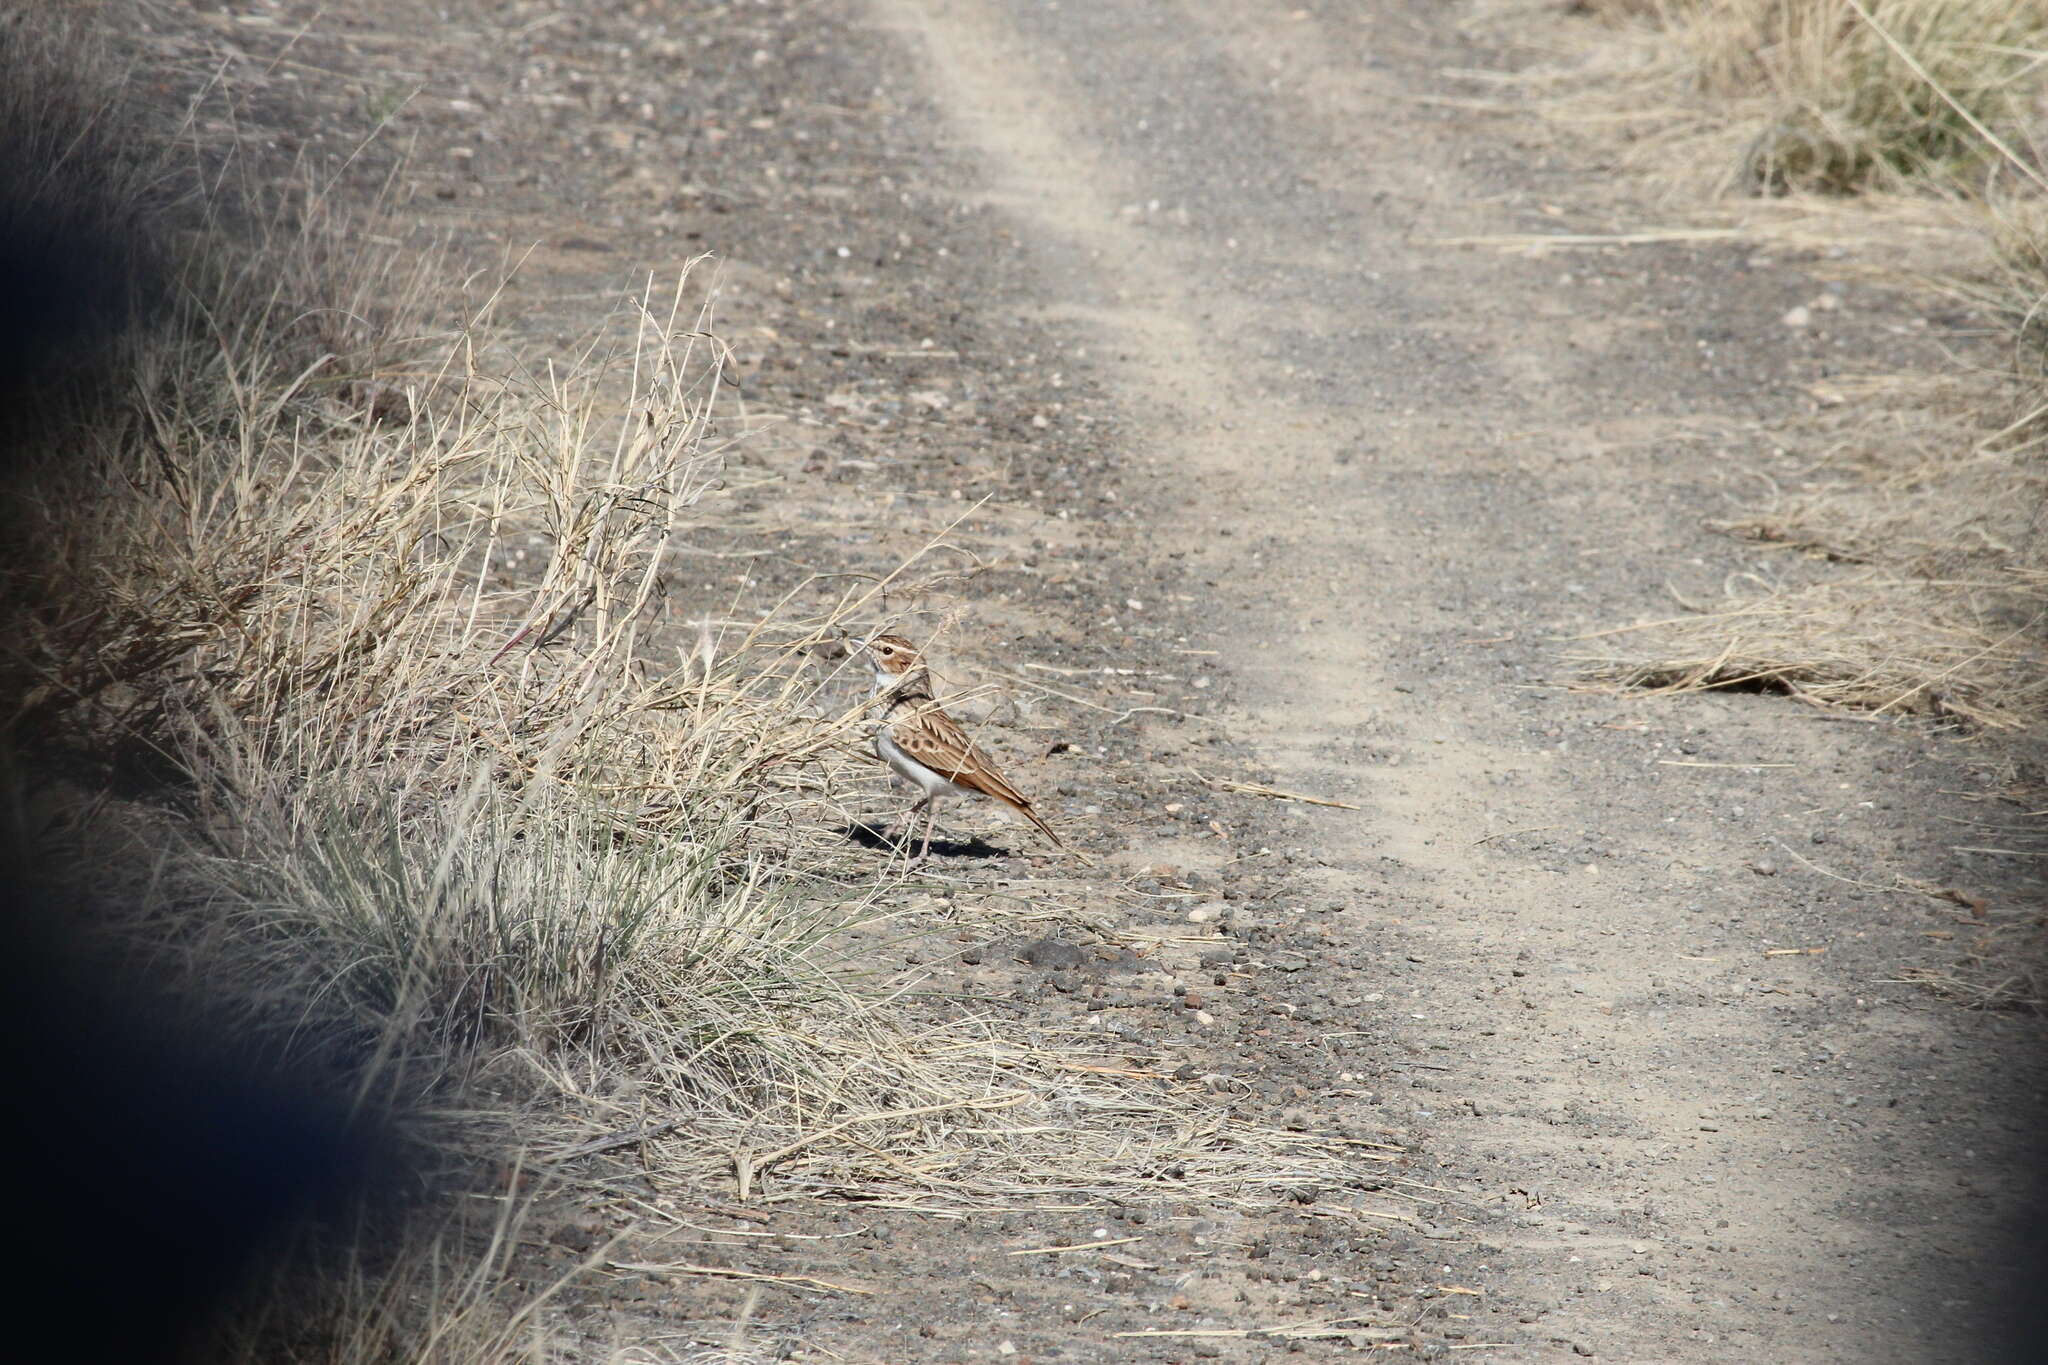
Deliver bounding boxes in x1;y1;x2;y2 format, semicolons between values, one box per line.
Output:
0;878;401;1361
0;19;402;1354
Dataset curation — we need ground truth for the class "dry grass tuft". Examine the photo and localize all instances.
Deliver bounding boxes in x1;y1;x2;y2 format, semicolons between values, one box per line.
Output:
1577;373;2048;728
1895;941;2048;1011
1517;2;2048;1006
1972;192;2048;369
2;7;1408;1357
1515;1;2048;733
1510;0;2048;196
1579;581;2048;726
1519;3;2048;737
15;229;1387;1208
1547;0;2048;733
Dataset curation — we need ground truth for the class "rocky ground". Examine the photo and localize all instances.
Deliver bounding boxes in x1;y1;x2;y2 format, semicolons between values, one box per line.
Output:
141;0;2048;1360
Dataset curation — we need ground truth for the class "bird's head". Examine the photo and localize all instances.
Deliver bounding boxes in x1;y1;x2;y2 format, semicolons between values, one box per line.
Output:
857;632;931;694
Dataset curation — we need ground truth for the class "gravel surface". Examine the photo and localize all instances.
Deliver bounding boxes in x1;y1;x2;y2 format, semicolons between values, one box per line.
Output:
134;0;2048;1359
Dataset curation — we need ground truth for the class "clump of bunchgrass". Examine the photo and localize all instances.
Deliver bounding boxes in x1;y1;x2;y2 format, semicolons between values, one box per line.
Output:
1736;0;2047;194
1516;0;2048;196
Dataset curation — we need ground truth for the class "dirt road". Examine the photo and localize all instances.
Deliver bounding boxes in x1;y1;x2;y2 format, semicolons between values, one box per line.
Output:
847;1;2046;1359
165;0;2046;1357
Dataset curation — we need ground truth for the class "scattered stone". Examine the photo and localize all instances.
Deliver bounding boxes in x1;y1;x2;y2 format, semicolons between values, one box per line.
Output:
548;1219;600;1250
1019;937;1086;970
1781;305;1811;328
1270;950;1312;972
1749;859;1779;877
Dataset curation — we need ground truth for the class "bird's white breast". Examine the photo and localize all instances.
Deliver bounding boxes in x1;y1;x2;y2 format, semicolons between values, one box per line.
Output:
876;729;972;799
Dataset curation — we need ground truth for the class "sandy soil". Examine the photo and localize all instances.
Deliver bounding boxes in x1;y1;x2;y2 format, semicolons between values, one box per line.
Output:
145;0;2048;1360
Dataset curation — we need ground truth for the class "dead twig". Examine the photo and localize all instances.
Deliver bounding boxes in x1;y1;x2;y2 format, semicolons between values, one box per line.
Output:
1006;1236;1142;1257
1656;759;1796;769
1469;823;1560;847
731;1092;1032;1199
1422;228;1751;249
544;1119;682;1162
1192;771;1361;810
607;1262;871;1295
1113;1321;1406;1342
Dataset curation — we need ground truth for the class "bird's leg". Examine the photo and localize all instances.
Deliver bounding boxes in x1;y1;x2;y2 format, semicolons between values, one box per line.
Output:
895;796;931;863
918;798;940;863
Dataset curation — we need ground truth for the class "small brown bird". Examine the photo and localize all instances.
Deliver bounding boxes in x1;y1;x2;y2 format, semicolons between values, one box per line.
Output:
854;632;1066;859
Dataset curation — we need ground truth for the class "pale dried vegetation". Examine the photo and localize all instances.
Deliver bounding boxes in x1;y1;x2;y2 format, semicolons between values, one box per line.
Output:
1500;0;2048;1005
1574;369;2048;732
0;10;1401;1361
1550;0;2048;195
1494;0;2048;730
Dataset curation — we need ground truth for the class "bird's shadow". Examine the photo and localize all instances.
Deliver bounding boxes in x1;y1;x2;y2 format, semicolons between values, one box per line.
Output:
836;821;1007;860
